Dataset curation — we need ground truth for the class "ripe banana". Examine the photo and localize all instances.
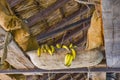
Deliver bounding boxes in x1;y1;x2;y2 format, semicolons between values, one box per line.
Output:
62;45;69;51
41;45;46;53
47;45;55;56
67;55;73;66
64;53;73;67
48;49;53;56
37;47;41;57
50;45;55;53
71;48;76;60
69;43;73;48
44;44;50;50
56;43;61;48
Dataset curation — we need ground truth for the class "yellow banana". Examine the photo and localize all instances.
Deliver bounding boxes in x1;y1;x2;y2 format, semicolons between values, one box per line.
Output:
47;45;55;55
56;43;61;48
64;54;70;66
67;54;73;66
50;45;55;53
71;48;76;60
69;43;73;48
37;48;41;57
48;49;53;56
64;54;73;67
41;45;46;53
44;44;50;50
62;45;69;51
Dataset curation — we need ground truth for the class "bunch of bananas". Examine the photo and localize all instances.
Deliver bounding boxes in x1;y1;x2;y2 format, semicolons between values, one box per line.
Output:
63;43;77;67
37;43;77;67
37;44;55;57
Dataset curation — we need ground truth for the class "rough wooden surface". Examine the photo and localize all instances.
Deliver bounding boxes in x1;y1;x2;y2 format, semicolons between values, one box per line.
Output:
102;0;120;67
90;72;106;80
27;49;103;70
0;27;35;69
0;74;14;80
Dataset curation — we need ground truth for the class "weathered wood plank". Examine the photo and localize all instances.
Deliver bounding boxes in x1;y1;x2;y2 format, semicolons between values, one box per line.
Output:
47;6;93;33
102;0;120;67
27;49;103;70
0;27;35;69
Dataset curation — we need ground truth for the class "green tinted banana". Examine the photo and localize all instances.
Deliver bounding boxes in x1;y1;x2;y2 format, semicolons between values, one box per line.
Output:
44;44;49;50
37;48;41;57
71;48;76;60
64;54;73;67
56;43;61;48
73;45;77;48
62;45;69;51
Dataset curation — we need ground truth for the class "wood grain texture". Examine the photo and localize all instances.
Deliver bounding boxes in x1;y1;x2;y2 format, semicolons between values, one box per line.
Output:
27;49;103;70
102;0;120;67
0;27;35;69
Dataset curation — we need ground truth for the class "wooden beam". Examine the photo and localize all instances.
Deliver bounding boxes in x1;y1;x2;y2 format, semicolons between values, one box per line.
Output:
0;27;35;69
63;25;89;43
55;23;89;45
47;6;93;33
26;48;103;70
102;0;120;67
2;67;120;74
27;0;69;27
36;7;92;43
36;16;91;42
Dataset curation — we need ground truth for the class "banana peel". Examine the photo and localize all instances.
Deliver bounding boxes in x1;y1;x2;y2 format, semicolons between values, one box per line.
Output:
37;47;41;57
70;48;76;60
64;53;73;67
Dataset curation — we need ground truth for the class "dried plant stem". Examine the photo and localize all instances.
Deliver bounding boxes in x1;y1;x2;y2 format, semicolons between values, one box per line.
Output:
75;0;95;5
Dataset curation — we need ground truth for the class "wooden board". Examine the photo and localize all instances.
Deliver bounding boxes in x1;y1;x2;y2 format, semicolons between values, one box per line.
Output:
0;27;35;69
27;49;103;70
102;0;120;67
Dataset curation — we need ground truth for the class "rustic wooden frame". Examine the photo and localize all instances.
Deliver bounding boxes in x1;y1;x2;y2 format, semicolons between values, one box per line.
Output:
102;0;120;67
0;67;120;74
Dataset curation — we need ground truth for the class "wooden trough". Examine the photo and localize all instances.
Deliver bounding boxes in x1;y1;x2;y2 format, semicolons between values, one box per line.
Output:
0;0;119;73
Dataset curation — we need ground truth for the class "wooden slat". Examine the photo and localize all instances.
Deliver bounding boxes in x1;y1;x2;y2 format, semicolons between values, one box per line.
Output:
47;6;93;33
1;68;120;74
33;6;92;42
27;0;69;27
102;0;120;67
63;25;89;43
36;16;91;42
